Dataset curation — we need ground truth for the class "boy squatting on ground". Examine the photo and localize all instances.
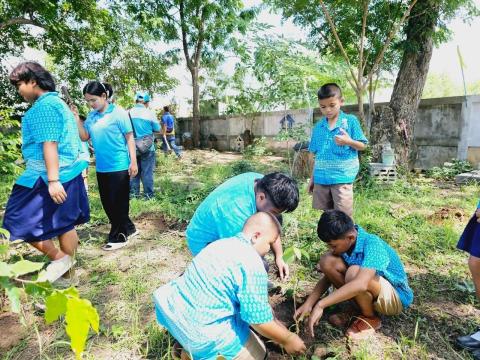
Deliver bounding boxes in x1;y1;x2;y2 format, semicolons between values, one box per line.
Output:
153;212;306;359
295;210;414;340
308;83;368;218
185;172;299;281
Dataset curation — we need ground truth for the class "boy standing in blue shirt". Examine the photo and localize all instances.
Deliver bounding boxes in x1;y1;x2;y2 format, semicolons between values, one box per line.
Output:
308;83;368;217
295;210;413;340
153;212;306;359
185;172;299;281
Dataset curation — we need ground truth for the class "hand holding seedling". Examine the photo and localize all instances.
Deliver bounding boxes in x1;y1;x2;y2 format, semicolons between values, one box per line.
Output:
282;333;307;354
476;208;480;222
334;128;352;146
293;302;312;323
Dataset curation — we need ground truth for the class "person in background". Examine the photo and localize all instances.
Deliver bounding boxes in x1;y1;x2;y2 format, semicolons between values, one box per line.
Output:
129;92;161;199
2;62;89;282
161;106;181;158
75;81;138;251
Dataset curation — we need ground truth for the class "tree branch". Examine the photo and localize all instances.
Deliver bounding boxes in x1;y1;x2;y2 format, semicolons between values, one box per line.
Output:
318;0;359;90
0;17;43;31
179;0;193;70
359;0;369;83
193;5;207;67
363;0;418;88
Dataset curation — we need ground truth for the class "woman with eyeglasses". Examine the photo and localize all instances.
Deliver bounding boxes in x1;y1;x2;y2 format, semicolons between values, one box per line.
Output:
75;81;138;251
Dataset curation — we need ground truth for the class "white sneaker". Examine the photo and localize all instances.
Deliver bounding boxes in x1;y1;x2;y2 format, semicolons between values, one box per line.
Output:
39;255;76;283
128;229;140;239
102;233;129;251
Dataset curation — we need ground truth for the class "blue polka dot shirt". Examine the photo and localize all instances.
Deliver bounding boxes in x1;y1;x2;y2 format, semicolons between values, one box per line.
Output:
153;233;273;359
16;92;87;188
308;111;368;185
342;225;414;308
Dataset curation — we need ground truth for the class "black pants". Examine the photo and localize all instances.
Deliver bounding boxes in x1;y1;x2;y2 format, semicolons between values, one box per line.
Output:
97;170;136;242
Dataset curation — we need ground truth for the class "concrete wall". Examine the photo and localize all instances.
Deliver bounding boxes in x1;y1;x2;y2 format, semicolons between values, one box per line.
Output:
177;95;480;169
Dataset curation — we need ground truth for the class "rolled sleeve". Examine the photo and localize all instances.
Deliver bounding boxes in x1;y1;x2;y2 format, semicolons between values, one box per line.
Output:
238;270;273;324
361;239;389;274
308;124;320;154
349;116;368;144
118;112;133;134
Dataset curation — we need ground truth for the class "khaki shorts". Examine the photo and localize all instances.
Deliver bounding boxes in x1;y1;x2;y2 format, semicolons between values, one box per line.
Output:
180;331;266;360
374;276;403;316
313;184;353;217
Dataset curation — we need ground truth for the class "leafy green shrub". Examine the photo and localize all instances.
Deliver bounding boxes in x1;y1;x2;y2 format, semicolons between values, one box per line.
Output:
0;229;99;359
243;137;271;159
231;160;255;176
426;159;473;180
0;108;23;175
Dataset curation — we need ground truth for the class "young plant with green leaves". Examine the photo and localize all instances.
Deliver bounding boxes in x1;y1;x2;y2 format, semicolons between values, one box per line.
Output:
0;229;99;359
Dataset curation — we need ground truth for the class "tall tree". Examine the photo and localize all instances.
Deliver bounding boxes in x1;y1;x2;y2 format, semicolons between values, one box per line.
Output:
202;36;357;114
266;0;416;126
369;0;478;168
124;0;257;146
0;0;114;71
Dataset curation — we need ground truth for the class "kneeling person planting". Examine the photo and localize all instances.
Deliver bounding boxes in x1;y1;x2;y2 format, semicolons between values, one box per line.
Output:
295;210;413;339
153;212;306;359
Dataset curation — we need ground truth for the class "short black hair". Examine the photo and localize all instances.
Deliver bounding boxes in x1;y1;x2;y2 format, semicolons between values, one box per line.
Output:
9;62;56;91
317;210;355;242
317;83;343;100
163;106;170;112
256;172;299;213
83;81;113;99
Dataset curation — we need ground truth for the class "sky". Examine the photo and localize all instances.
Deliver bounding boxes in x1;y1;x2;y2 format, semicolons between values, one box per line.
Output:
10;0;480;115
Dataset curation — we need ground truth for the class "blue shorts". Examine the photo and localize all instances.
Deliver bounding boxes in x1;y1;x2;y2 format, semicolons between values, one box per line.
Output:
457;213;480;258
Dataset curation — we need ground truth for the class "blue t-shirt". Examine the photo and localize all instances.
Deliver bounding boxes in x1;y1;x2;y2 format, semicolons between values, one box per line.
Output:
161;112;175;134
16;92;87;188
129;104;160;151
84;104;133;173
308;111;368;185
153;234;273;360
342;226;414;308
186;172;263;256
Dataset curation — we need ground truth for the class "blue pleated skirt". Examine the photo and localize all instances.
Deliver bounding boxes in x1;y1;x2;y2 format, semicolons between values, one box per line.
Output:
457;213;480;258
2;174;90;242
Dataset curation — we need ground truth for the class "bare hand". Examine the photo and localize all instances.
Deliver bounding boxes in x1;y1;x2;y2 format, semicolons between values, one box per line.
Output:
283;333;306;355
476;208;480;223
308;178;314;194
129;162;138;178
334;128;352;146
48;181;67;204
69;104;80;120
293;301;313;322
276;257;290;281
307;304;324;337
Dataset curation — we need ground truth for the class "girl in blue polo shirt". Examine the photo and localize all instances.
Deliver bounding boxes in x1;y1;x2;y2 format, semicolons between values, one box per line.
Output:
76;82;138;250
2;62;90;283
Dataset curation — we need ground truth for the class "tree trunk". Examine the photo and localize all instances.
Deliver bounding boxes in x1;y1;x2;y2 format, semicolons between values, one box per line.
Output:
370;0;437;169
355;89;366;129
191;67;200;147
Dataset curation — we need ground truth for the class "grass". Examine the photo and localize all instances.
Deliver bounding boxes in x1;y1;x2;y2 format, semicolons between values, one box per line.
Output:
1;150;480;359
